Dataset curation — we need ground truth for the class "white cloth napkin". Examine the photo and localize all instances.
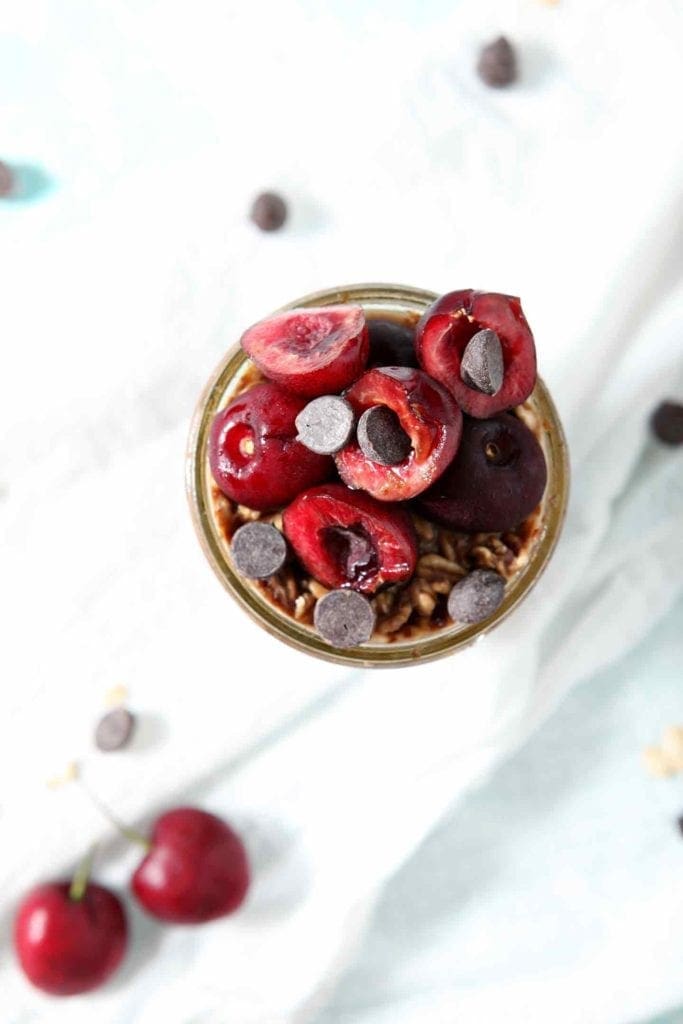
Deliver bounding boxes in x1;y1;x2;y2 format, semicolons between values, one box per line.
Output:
1;1;683;1022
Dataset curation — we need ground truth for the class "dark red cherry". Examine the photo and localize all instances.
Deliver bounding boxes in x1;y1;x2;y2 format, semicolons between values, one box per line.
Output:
14;880;127;995
415;289;536;417
282;482;417;593
335;367;462;501
419;413;547;532
132;807;249;925
209;382;332;510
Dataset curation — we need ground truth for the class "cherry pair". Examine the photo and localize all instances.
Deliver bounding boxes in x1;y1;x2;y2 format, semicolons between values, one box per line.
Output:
14;806;249;996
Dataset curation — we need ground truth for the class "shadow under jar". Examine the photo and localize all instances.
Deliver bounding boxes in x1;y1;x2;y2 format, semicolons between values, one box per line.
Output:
186;283;569;668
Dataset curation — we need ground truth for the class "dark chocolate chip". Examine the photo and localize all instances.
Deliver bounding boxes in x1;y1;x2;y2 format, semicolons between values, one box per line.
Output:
367;318;419;368
651;401;683;446
0;161;15;198
295;395;355;454
357;405;412;465
677;815;683;838
313;589;376;648
95;708;135;752
477;36;517;88
461;329;505;396
447;570;506;625
250;191;287;232
231;521;287;579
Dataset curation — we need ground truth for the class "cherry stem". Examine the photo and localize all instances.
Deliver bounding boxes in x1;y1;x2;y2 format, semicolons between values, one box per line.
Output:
69;844;97;901
77;777;151;852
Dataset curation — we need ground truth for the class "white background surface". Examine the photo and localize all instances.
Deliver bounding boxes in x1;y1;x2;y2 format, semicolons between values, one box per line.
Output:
1;2;683;1022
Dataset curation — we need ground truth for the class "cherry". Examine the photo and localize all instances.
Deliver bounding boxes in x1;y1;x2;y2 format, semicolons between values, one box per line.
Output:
283;482;417;593
14;853;127;996
241;305;369;398
367;317;418;368
209;382;332;510
335;367;462;501
419;413;547;532
132;807;250;924
415;289;537;417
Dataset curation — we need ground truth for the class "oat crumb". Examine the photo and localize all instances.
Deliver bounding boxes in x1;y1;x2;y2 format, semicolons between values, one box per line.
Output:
105;684;129;707
46;760;80;789
661;726;683;772
643;746;676;778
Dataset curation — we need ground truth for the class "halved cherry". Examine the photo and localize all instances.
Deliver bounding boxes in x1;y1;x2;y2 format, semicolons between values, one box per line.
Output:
334;367;462;501
282;483;417;594
209;382;332;510
419;412;547;532
415;289;537;417
240;306;369;398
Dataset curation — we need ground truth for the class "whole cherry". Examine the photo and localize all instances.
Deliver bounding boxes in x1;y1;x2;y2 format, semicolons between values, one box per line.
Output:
131;807;250;924
14;850;128;996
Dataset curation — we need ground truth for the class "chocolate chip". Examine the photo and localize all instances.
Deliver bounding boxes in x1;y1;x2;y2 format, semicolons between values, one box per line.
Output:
651;401;683;446
357;405;412;465
250;191;287;232
447;570;505;624
0;161;15;198
313;589;376;648
678;815;683;838
461;329;504;396
477;36;517;88
95;708;135;751
295;396;355;454
231;521;287;578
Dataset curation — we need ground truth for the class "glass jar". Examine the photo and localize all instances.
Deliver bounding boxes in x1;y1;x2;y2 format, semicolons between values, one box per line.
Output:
186;283;569;668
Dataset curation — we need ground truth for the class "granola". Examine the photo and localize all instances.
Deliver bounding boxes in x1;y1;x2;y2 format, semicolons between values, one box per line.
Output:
211;484;539;643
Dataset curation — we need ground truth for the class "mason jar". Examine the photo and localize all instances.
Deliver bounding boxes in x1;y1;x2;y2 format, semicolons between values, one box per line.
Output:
186;283;569;668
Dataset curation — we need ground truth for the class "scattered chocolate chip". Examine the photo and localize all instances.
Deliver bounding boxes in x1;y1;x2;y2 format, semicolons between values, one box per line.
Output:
447;569;505;624
477;36;517;88
0;161;15;198
295;395;355;454
651;401;683;446
367;319;419;369
250;191;287;232
357;405;412;465
313;589;376;648
95;708;135;752
461;329;505;396
678;815;683;838
231;521;287;578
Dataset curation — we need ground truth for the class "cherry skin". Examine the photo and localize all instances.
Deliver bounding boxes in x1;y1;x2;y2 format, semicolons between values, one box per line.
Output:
209;382;333;510
419;412;547;532
132;807;250;924
367;317;418;368
14;881;127;996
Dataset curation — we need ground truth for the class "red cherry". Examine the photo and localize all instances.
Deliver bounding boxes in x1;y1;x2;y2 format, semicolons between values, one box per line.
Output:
131;807;250;924
335;367;462;501
415;289;537;417
209;382;332;510
240;306;369;398
283;482;418;593
14;881;127;996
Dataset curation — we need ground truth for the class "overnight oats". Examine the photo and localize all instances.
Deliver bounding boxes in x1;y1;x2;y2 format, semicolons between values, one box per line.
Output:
187;284;568;667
